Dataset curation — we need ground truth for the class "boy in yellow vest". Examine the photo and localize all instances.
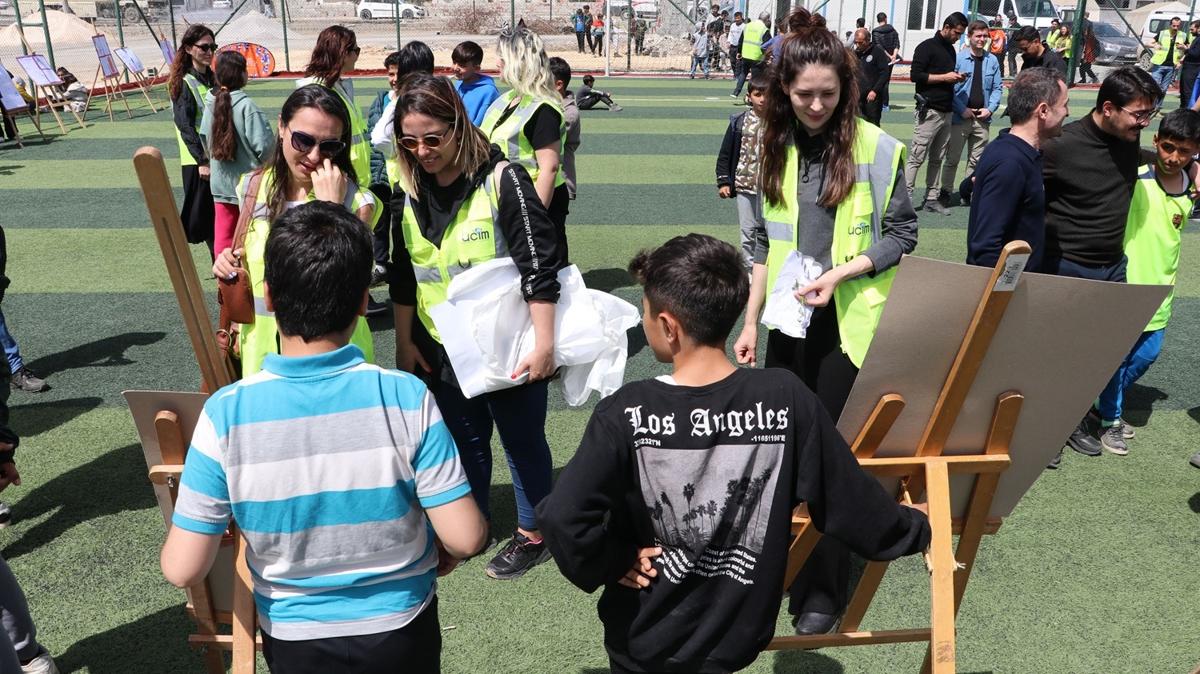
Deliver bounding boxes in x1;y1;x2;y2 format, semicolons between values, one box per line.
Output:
1092;109;1199;456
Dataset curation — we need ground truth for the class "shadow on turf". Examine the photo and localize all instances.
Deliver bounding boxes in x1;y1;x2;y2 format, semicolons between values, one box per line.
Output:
56;604;205;673
25;331;166;378
1122;383;1169;427
583;268;635;293
577;649;848;673
2;443;155;561
10;396;103;437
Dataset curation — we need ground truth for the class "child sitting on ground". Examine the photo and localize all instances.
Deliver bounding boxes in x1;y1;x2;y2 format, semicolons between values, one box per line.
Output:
161;201;486;672
537;234;930;674
1091;109;1199;459
715;71;769;270
451;40;500;126
576;74;623;111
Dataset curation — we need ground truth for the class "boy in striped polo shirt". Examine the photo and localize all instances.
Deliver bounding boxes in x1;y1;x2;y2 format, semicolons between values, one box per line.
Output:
161;201;487;672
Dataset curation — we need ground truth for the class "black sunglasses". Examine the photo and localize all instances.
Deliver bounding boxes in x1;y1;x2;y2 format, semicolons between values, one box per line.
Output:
194;42;218;52
289;129;346;157
398;128;452;151
348;45;361;54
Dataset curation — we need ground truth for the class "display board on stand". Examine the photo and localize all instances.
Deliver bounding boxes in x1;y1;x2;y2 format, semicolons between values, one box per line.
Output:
763;244;1169;672
115;46;159;112
87;33;134;121
0;60;47;147
14;53;87;134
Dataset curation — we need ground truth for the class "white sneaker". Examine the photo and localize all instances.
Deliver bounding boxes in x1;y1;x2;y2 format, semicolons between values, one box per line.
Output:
0;501;11;529
21;650;60;674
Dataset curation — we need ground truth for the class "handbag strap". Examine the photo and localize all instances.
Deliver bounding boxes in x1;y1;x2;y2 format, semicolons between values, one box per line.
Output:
231;170;266;255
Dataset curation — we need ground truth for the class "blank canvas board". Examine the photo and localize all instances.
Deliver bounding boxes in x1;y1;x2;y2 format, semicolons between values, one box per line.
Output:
836;256;1169;519
0;63;28;112
159;39;176;65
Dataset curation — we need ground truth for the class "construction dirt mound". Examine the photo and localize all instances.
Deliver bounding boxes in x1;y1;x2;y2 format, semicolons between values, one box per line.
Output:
0;10;97;49
220;9;294;45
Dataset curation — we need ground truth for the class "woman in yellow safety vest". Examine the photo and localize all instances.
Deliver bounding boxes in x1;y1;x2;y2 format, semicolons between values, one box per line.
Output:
481;27;570;256
390;74;565;580
731;8;919;636
298;26;371;185
169;24;217;257
212;85;380;377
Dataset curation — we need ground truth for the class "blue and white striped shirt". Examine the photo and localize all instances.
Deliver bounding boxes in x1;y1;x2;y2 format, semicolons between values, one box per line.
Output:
172;344;472;640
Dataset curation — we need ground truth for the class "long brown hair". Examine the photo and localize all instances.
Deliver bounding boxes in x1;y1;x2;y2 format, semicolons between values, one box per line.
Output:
209;51;248;161
391;74;492;198
169;24;214;101
260;85;357;223
760;8;860;208
304;26;357;87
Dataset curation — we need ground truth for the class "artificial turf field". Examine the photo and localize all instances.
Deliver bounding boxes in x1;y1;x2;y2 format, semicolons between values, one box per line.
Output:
1;76;1199;673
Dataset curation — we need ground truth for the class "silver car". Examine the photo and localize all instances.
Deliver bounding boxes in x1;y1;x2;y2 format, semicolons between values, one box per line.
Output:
1091;21;1144;66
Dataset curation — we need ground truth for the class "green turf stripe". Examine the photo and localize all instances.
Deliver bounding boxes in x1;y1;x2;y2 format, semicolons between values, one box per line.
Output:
0;188;182;228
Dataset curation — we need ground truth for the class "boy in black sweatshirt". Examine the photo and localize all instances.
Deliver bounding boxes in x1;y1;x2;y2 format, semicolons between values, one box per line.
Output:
537;234;931;673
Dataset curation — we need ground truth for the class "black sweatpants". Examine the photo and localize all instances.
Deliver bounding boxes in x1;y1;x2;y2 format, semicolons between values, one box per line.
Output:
180;165;215;258
548;183;570;263
261;597;441;673
764;303;860;617
368;183;393;269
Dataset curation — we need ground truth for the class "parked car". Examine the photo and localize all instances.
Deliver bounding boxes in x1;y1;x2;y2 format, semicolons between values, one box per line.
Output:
355;0;423;20
213;0;231;7
607;0;657;20
1091;21;1144;66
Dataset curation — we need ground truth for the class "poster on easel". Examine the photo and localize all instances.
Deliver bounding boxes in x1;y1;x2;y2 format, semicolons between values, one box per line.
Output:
159;38;176;66
15;54;62;88
0;62;29;112
14;54;84;133
92;34;119;80
115;47;146;75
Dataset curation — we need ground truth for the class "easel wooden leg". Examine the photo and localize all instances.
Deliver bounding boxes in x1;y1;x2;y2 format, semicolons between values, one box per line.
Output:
231;528;257;674
4;113;24;148
38;86;69;134
924;461;956;673
782;515;820;591
134;73;158;112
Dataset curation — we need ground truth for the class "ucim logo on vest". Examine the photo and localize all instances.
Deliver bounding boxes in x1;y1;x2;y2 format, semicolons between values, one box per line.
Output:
462;227;491;242
847;222;869;236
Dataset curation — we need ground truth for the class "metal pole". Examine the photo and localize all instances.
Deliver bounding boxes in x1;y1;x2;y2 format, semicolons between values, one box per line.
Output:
605;0;611;76
394;0;402;50
213;0;252;37
626;10;632;70
510;0;514;29
168;0;177;46
115;0;125;47
1189;0;1197;30
12;0;28;56
969;0;979;21
37;0;56;66
1067;0;1084;86
280;0;290;71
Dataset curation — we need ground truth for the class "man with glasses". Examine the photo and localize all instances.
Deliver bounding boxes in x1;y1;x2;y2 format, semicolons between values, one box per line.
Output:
1041;66;1165;468
1013;25;1067;78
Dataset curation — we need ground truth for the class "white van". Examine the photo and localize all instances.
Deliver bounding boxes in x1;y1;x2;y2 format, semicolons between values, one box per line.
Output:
1140;6;1195;43
974;0;1062;29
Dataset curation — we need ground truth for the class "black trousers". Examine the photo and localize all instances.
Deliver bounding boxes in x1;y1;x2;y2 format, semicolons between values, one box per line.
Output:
764;304;860;616
261;597;441;673
180;164;215;258
860;95;882;126
368;183;392;268
576;31;586;52
548;182;571;263
1179;64;1199;106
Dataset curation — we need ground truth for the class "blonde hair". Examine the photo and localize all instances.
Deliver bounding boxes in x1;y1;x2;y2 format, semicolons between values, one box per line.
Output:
497;27;561;102
392;74;493;197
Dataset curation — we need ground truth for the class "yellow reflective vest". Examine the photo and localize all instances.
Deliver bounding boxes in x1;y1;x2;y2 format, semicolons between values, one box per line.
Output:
399;167;505;344
1125;164;1189;331
761;119;905;368
236;168;381;376
298;77;372;185
741;19;768;62
1151;28;1187;66
176;73;210;167
480;90;566;188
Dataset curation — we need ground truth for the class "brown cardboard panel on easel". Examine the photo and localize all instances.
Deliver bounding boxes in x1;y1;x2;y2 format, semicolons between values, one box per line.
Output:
125;389;236;615
837;256;1169;519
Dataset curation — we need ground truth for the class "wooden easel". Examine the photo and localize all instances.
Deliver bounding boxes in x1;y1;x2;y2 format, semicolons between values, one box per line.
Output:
767;241;1033;673
86;32;133;122
13;50;87;133
0;62;47;148
114;46;159;113
131;146;256;673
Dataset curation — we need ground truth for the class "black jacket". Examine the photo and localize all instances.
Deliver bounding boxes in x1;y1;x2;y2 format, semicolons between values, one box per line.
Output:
871;23;900;56
856;43;892;97
1021;45;1068;78
715;111;747;193
910;32;957;111
172;66;213;166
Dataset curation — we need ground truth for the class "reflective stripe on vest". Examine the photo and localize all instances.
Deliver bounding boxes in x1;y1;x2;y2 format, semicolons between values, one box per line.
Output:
301;77;372;184
401;172;505;343
236;168;379;375
176;73;210;167
480;91;566;188
762;119;904;368
1152;29;1185;65
741;20;767;61
1125;164;1187;331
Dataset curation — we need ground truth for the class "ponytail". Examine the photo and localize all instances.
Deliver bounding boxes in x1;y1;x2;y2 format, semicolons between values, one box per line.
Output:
209;50;248;161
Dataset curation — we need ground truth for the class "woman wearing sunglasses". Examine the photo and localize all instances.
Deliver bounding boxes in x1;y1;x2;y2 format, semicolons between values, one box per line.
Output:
212;84;381;377
298;26;370;186
480;27;570;256
390;74;564;581
169;24;217;257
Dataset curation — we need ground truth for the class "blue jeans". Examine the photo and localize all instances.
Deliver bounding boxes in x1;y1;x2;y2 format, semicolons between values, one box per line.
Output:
1094;329;1164;423
690;55;710;77
0;308;24;373
427;377;553;531
1151;64;1177;102
732;57;761;96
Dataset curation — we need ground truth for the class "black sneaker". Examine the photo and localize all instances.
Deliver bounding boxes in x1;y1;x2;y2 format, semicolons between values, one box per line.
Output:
10;367;47;393
1066;417;1102;457
365;296;389;317
1046;449;1062;470
370;264;388;288
0;501;11;529
485;531;550;580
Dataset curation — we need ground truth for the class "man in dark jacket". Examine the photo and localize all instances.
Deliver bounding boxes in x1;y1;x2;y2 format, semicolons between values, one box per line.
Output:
907;12;969;213
872;12;901;108
854;28;890;126
1014;25;1068;77
1178;19;1200;107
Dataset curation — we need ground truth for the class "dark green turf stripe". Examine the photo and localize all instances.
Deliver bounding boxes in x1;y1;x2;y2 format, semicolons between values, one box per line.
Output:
3;136;180;160
1;188;183;227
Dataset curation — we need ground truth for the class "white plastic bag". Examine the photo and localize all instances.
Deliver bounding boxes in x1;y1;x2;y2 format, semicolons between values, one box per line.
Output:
429;259;640;404
760;250;822;338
